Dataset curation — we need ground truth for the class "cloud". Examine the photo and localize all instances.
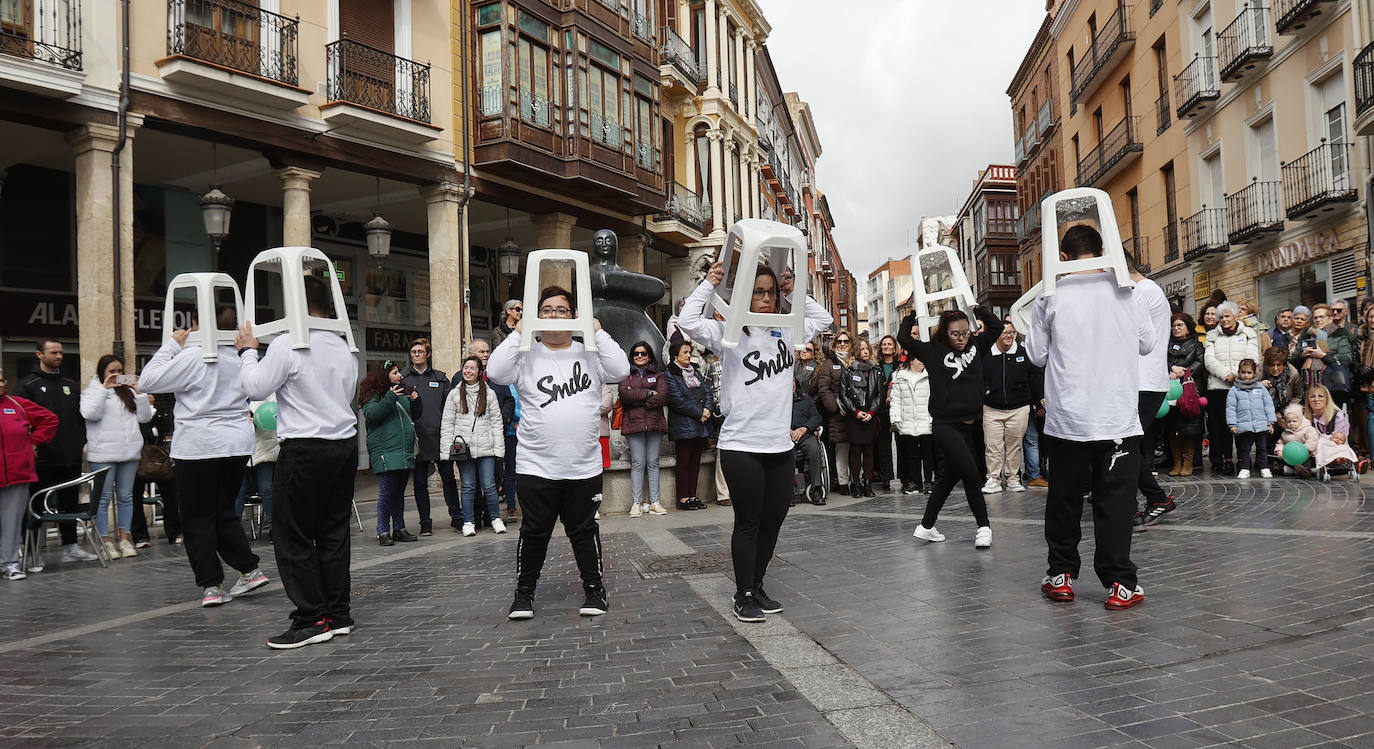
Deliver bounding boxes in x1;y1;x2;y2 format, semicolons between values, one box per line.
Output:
759;0;1045;290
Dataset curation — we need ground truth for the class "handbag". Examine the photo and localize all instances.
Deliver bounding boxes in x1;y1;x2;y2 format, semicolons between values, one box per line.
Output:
450;413;477;462
1323;361;1352;393
137;444;174;482
611;400;624;431
1177;373;1203;420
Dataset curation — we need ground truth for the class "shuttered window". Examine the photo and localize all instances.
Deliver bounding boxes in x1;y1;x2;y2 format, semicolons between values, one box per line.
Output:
341;0;393;53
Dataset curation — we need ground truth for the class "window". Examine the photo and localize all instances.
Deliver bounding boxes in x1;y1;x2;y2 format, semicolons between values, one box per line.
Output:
1163;162;1179;257
1250;116;1279;182
1203;151;1224;209
990;254;1018;287
1127;187;1140;239
517;25;553;127
634;76;655;169
693;124;711;206
987;200;1016;235
479;30;501;116
585;64;622;147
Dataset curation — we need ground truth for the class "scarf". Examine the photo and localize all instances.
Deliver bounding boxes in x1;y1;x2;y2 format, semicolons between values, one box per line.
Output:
681;364;701;389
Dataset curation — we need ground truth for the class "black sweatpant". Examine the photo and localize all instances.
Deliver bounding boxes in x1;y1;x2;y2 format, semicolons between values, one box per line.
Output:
514;473;603;593
1235;431;1270;471
177;456;259;589
896;434;935;489
720;449;792;596
131;475;181;542
413;459;459;529
273;437;357;628
1206;389;1233;469
1044;435;1139;589
848;442;875;486
874;414;894;482
1137;392;1169;506
31;463;81;545
921;422;990;529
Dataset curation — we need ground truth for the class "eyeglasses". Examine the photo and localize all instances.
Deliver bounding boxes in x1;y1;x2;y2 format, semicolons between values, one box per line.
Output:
633;351;650;357
803;348;815;353
751;287;777;299
834;339;851;346
947;330;972;339
539;307;573;318
511;306;523;312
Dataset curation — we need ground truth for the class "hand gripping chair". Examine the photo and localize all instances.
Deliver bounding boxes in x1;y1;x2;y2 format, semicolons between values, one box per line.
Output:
164;272;245;362
244;247;358;352
911;245;977;340
706;219;809;350
519;249;598;352
24;467;114;571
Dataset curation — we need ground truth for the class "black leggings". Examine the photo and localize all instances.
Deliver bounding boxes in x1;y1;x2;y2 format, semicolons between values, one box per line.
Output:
848;442;875;484
896;434;936;488
720;449;792;596
921;422;990;529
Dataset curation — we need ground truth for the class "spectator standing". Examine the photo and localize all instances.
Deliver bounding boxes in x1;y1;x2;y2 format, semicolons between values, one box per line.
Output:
237;276;361;650
1227;359;1275;479
401;338;459;535
1197;304;1218;346
1269;308;1297;353
359;362;420;546
440;356;507;536
811;333;853;494
496;299;522;340
840;339;884;497
1236;299;1273;352
0;367;58;580
81;355;152;559
873;335;901;490
131;393;181;546
889;358;935;494
1260;346;1303;419
1022;393;1048;488
981;321;1037;494
1297;304;1354;409
470;338;518;525
620;341;670;516
1288;306;1313;357
16;338;97;568
1204;302;1260;474
793;340;819;395
140;315;268;606
1164;313;1206;477
665;341;713;511
705;349;731;506
235;397;278;536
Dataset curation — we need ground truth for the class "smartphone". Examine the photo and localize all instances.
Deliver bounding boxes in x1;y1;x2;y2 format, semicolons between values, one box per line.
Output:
115;374;138;386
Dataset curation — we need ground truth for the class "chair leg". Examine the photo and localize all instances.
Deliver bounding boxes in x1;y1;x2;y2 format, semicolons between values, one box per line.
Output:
353;500;364;533
86;521;110;568
22;529;35;574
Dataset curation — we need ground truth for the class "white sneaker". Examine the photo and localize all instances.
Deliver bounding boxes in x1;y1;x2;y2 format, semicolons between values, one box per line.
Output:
61;544;98;563
912;525;945;542
103;539;125;559
1260;468;1274;478
462;522;476;537
492;518;507;534
1236;469;1251;479
974;526;993;548
629;503;642;518
118;539;137;558
981;478;1003;494
648;502;668;515
1006;480;1025;493
3;564;25;581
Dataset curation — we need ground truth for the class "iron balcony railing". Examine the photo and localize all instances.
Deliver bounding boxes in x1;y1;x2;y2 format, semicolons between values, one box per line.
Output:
1282;140;1356;218
635;141;658;170
519;91;552;127
1226;179;1285;243
480;84;501;116
590;113;621;147
1076;116;1142;187
657;182;710;231
729;81;738;108
1122;236;1150;269
1356;42;1374;119
1014;135;1026;165
631;12;652;42
1015;200;1041;244
1182;207;1229;261
1;0;82;70
1174;55;1220;118
1036;99;1054;135
327;38;430;122
168;0;298;85
1156;92;1171;135
659;26;703;83
1275;0;1337;35
1218;4;1273;81
1069;4;1134;101
1163;221;1180;262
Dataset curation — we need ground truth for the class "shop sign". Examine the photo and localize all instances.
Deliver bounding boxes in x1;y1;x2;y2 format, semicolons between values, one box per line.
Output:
1;291;191;344
1255;229;1341;275
1193;271;1210;301
366;327;432;352
1165;279;1191;298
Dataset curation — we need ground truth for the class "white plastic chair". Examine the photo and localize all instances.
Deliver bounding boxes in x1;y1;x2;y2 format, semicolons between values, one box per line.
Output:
706;218;809;350
243;246;357;352
1038;187;1135;296
911;245;976;339
164;272;244;362
520;249;598;352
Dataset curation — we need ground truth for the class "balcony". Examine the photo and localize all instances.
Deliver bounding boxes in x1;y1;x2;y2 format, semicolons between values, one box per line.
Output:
1356;42;1374;136
659;26;703;93
1163;221;1180;263
1218;5;1273;82
649;182;711;239
1036;99;1056;137
1174;55;1220;119
1155;92;1171;135
631;12;653;43
1015;200;1042;245
1069;5;1135;103
1075;116;1142;188
1274;0;1337;35
1226;179;1285;244
1014;134;1026;166
1182;207;1229;262
321;38;437;145
1282;140;1357;219
1123;236;1150;271
0;0;83;97
161;0;308;110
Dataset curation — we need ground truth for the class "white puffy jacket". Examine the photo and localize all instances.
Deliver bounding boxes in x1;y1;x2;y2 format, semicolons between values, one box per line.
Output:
439;382;506;460
888;366;932;437
1204;325;1260;391
248;398;281;466
80;378;152;463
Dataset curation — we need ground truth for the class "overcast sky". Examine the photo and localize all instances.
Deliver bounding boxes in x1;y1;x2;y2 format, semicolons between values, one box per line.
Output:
759;0;1047;289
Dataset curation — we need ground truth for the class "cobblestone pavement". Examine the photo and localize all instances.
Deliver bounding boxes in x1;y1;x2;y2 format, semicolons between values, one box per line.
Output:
1;472;1373;748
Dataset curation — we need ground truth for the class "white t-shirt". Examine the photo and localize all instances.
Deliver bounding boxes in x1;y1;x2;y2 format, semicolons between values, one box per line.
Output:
239;331;359;441
1133;277;1171;393
137;339;254;460
1025;273;1157;442
486;329;630;480
676;280;833;453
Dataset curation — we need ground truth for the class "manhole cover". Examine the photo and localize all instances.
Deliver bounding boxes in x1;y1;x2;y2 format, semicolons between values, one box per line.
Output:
630;552;788;579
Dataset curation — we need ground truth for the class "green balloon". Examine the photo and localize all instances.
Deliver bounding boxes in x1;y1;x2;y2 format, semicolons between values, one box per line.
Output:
1167;380;1183;400
1155;399;1170;419
1282;441;1310;467
253;401;279;431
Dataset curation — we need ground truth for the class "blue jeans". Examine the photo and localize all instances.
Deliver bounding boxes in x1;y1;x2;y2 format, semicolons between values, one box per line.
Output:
1023;416;1042;480
234;462;275;520
459;457;501;524
375;469;410;535
90;460;138;536
626;431;663;505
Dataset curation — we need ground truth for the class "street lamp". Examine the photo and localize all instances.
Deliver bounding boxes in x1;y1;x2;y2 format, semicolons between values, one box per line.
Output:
199;185;234;251
366;211;393;258
498;237;521;276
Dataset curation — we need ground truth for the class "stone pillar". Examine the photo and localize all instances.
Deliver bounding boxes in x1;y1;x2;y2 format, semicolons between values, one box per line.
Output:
724;138;738;226
718;7;729;94
619;234;647;274
745;39;758;122
683;130;697;193
275;166;321;247
734;31;746;112
709;130;725;237
747;153;759;219
532;212;578;288
68;122;136;383
704;0;718;93
423;181;465;375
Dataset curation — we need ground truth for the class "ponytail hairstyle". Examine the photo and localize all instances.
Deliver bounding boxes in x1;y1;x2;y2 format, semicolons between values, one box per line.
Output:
457;355;488;417
95;354;137;413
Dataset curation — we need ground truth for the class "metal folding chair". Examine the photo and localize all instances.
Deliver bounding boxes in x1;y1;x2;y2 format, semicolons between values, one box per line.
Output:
24;467;115;570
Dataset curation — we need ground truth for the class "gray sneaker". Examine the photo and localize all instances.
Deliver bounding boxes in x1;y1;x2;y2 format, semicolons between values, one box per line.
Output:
228;569;269;597
202;586;232;607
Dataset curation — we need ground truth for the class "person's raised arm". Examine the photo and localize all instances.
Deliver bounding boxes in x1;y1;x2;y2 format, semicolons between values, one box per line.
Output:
802;295;834;343
138;338;207;395
486;330;522;387
1024;298;1050;368
591;328;631;385
677;264;726;351
237;331;296;401
973;307;1004;350
79;381;107;421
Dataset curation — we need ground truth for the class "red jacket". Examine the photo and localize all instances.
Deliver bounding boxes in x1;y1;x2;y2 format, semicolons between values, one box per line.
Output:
1;395;59;489
617;367;669;435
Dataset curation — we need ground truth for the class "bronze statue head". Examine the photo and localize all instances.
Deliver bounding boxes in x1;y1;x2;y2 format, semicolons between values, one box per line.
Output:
593;229;617;261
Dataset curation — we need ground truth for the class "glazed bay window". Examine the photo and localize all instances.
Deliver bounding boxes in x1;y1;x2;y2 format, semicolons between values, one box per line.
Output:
634;76;656;170
517;13;554;128
585;63;621;147
478;28;501;116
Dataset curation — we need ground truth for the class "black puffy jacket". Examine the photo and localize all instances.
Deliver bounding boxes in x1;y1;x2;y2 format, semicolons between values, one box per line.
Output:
839;360;885;416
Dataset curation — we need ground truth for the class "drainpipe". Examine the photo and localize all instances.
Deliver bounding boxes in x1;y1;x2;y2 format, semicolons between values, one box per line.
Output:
457;0;473;349
111;0;132;361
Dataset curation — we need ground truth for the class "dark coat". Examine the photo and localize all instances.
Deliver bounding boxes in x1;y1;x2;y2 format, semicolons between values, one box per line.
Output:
401;365;449;461
664;362;714;441
809;353;848;443
15;368;85;466
839;360;885;415
1166;336;1206;436
791;389;822;432
618;365;668;435
982;344;1039;410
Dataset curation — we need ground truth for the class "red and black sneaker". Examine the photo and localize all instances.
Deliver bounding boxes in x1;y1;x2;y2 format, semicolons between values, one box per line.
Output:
1041;573;1074;602
1131;510;1148;533
1104;582;1144;610
1141;498;1176;527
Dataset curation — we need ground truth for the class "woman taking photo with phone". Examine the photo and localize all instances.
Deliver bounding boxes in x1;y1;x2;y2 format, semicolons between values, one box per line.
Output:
81;355;151;559
359;361;421;546
440;355;507;537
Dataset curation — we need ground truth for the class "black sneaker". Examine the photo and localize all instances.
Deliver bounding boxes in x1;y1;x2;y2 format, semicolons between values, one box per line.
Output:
266;620;333;650
328;615;355;635
754;587;783;614
807;485;826;505
1141;499;1176;526
508;590;535;620
580;585;609;616
733;591;766;622
393;529;419;542
419;522;433;537
377;533;394;547
902;482;919;495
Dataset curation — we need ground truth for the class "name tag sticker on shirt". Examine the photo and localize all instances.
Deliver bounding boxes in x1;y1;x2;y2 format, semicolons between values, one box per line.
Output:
1173;344;1181;350
832;364;841;370
2;408;14;415
770;330;782;337
851;375;862;381
1016;356;1025;363
647;377;657;383
428;381;440;388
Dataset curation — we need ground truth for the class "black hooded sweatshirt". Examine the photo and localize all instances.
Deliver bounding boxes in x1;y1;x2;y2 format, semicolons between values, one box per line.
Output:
897;308;1004;425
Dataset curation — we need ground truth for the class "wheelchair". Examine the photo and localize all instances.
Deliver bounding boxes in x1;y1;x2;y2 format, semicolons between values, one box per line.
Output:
793;426;830;504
